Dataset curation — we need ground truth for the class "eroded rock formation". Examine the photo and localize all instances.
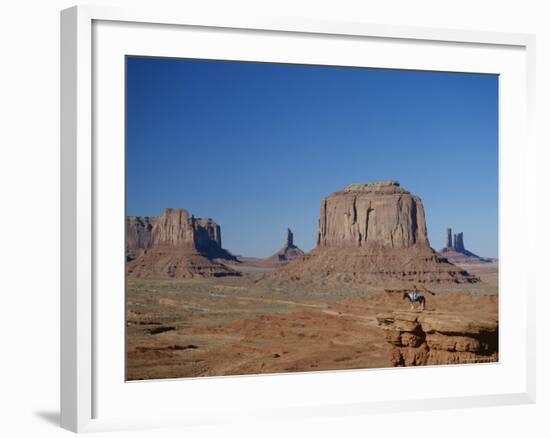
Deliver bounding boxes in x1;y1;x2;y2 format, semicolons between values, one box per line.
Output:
127;245;238;279
266;228;305;265
285;228;294;248
127;216;156;260
263;181;478;289
239;228;305;268
127;208;233;261
452;232;465;252
440;227;489;264
317;181;428;249
445;228;453;249
377;310;498;366
126;208;238;278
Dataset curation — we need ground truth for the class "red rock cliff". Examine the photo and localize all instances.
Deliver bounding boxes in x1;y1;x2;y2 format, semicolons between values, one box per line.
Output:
317;181;429;249
127;208;226;260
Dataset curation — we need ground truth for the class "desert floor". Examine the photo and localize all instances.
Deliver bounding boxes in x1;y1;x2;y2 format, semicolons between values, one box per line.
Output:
126;261;498;380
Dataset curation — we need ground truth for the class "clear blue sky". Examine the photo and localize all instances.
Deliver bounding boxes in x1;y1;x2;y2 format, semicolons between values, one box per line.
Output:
126;57;498;258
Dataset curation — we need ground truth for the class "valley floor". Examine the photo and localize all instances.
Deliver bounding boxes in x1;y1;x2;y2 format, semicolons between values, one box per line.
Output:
126;261;498;380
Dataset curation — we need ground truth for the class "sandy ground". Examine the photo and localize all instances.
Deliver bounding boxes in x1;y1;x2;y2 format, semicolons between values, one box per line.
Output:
126;261;498;380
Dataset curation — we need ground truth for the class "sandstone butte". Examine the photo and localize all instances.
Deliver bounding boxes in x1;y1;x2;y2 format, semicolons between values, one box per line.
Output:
126;208;239;278
263;181;479;289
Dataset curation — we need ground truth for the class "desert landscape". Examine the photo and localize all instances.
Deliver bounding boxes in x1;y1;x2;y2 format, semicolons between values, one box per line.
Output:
126;181;498;380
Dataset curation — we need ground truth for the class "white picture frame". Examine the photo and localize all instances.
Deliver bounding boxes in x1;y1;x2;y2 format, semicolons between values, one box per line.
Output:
60;4;536;433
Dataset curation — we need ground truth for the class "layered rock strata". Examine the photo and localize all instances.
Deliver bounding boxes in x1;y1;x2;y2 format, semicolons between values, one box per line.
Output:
376;311;498;366
127;245;238;279
317;181;428;249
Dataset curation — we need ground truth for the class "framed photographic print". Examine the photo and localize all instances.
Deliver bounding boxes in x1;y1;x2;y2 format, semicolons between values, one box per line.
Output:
61;5;536;433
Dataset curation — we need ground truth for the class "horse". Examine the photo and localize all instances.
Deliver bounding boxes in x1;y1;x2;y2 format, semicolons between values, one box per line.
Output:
403;291;426;311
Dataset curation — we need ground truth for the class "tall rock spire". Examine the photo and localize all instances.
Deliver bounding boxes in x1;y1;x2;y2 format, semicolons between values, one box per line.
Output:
455;232;465;252
445;227;453;249
439;228;487;264
285;228;294;248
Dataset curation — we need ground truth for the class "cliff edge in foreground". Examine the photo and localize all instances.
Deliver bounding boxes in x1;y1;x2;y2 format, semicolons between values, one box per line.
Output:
376;309;498;366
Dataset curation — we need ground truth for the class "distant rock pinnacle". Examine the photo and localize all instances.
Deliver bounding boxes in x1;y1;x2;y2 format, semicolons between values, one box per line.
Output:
285;228;294;248
440;227;488;264
445;227;453;249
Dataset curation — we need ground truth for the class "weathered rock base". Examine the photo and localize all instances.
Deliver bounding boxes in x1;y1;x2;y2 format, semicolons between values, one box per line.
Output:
127;245;240;279
262;244;479;291
377;311;498;366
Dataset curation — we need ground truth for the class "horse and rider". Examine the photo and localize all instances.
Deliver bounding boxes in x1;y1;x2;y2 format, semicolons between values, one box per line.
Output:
403;285;435;311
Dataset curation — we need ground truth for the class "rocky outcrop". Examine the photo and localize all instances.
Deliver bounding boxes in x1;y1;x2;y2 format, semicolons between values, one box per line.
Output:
265;228;305;265
376;310;498;366
453;232;465;252
263;182;478;289
285;228;294;248
127;208;238;278
277;229;305;262
317;181;429;249
127;216;156;260
440;227;488;264
127;208;233;261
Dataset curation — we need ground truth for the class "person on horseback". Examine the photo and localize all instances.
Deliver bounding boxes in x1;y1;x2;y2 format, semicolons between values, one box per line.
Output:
403;285;427;311
410;285;421;302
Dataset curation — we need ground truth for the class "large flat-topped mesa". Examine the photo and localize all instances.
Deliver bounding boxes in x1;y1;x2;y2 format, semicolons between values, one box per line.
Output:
318;181;429;249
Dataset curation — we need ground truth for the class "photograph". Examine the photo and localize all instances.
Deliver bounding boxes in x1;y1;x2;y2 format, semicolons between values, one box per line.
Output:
125;56;499;381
